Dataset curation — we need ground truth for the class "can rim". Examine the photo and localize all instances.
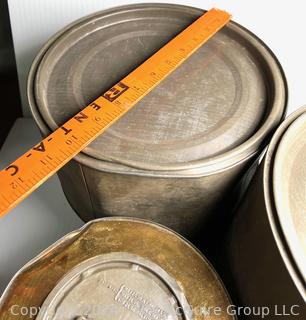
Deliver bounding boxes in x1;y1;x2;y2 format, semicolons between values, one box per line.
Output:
263;105;306;300
0;217;235;316
27;3;288;177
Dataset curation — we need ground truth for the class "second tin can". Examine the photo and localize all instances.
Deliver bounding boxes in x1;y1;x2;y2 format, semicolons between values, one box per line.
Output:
225;106;306;319
28;3;287;237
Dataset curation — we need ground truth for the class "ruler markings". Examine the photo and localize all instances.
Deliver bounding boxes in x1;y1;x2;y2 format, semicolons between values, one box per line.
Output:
15;180;28;192
0;8;231;217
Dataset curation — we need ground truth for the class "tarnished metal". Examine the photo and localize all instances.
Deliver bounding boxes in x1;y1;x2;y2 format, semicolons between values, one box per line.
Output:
28;3;287;236
0;218;235;319
225;106;306;319
36;253;192;320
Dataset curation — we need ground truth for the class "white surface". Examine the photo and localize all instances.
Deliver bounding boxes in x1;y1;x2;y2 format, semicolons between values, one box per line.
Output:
0;119;83;294
7;0;306;116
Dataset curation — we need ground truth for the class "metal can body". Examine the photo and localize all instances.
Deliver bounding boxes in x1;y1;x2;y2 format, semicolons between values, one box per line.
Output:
225;107;306;319
28;3;287;236
0;218;235;320
58;157;248;237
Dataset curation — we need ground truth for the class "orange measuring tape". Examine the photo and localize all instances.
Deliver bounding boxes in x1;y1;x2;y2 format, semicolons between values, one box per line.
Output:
0;8;231;217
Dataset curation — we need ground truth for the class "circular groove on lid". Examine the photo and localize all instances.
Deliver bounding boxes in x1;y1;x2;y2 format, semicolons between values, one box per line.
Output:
36;253;191;320
33;5;273;170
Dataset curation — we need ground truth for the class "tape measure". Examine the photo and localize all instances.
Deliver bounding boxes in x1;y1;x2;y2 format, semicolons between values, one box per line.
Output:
0;8;231;217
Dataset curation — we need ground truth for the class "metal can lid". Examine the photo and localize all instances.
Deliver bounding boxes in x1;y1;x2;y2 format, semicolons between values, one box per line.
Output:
36;253;191;320
272;110;306;286
30;3;286;172
0;218;234;319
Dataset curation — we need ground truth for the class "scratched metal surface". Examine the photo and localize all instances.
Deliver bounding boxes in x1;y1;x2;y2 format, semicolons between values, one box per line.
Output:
26;3;287;233
30;4;284;170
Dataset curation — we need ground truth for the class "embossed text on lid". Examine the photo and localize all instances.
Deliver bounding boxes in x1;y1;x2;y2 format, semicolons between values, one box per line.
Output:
36;253;192;320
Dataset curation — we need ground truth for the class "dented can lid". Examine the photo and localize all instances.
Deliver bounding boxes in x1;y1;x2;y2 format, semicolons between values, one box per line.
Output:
36;253;191;320
265;106;306;299
0;218;234;319
28;3;287;175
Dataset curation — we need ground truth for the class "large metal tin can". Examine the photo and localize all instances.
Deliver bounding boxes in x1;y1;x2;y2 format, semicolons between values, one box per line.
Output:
0;218;235;319
225;106;306;319
28;3;287;237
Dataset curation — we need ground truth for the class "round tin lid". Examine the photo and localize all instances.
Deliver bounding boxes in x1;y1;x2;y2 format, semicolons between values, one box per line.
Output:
31;4;285;170
0;218;234;319
36;253;191;320
273;112;306;283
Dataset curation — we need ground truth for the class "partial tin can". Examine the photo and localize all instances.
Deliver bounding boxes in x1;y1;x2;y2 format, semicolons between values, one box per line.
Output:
225;106;306;318
0;218;235;319
28;3;287;237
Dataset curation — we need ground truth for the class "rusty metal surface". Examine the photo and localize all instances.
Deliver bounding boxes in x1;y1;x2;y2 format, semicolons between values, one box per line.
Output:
0;218;235;320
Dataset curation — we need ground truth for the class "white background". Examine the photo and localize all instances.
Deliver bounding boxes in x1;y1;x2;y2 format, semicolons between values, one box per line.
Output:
8;0;306;117
1;0;305;294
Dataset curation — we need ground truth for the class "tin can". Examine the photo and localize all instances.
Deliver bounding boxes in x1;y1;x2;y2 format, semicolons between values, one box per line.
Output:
28;3;287;237
0;218;235;319
225;106;306;319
